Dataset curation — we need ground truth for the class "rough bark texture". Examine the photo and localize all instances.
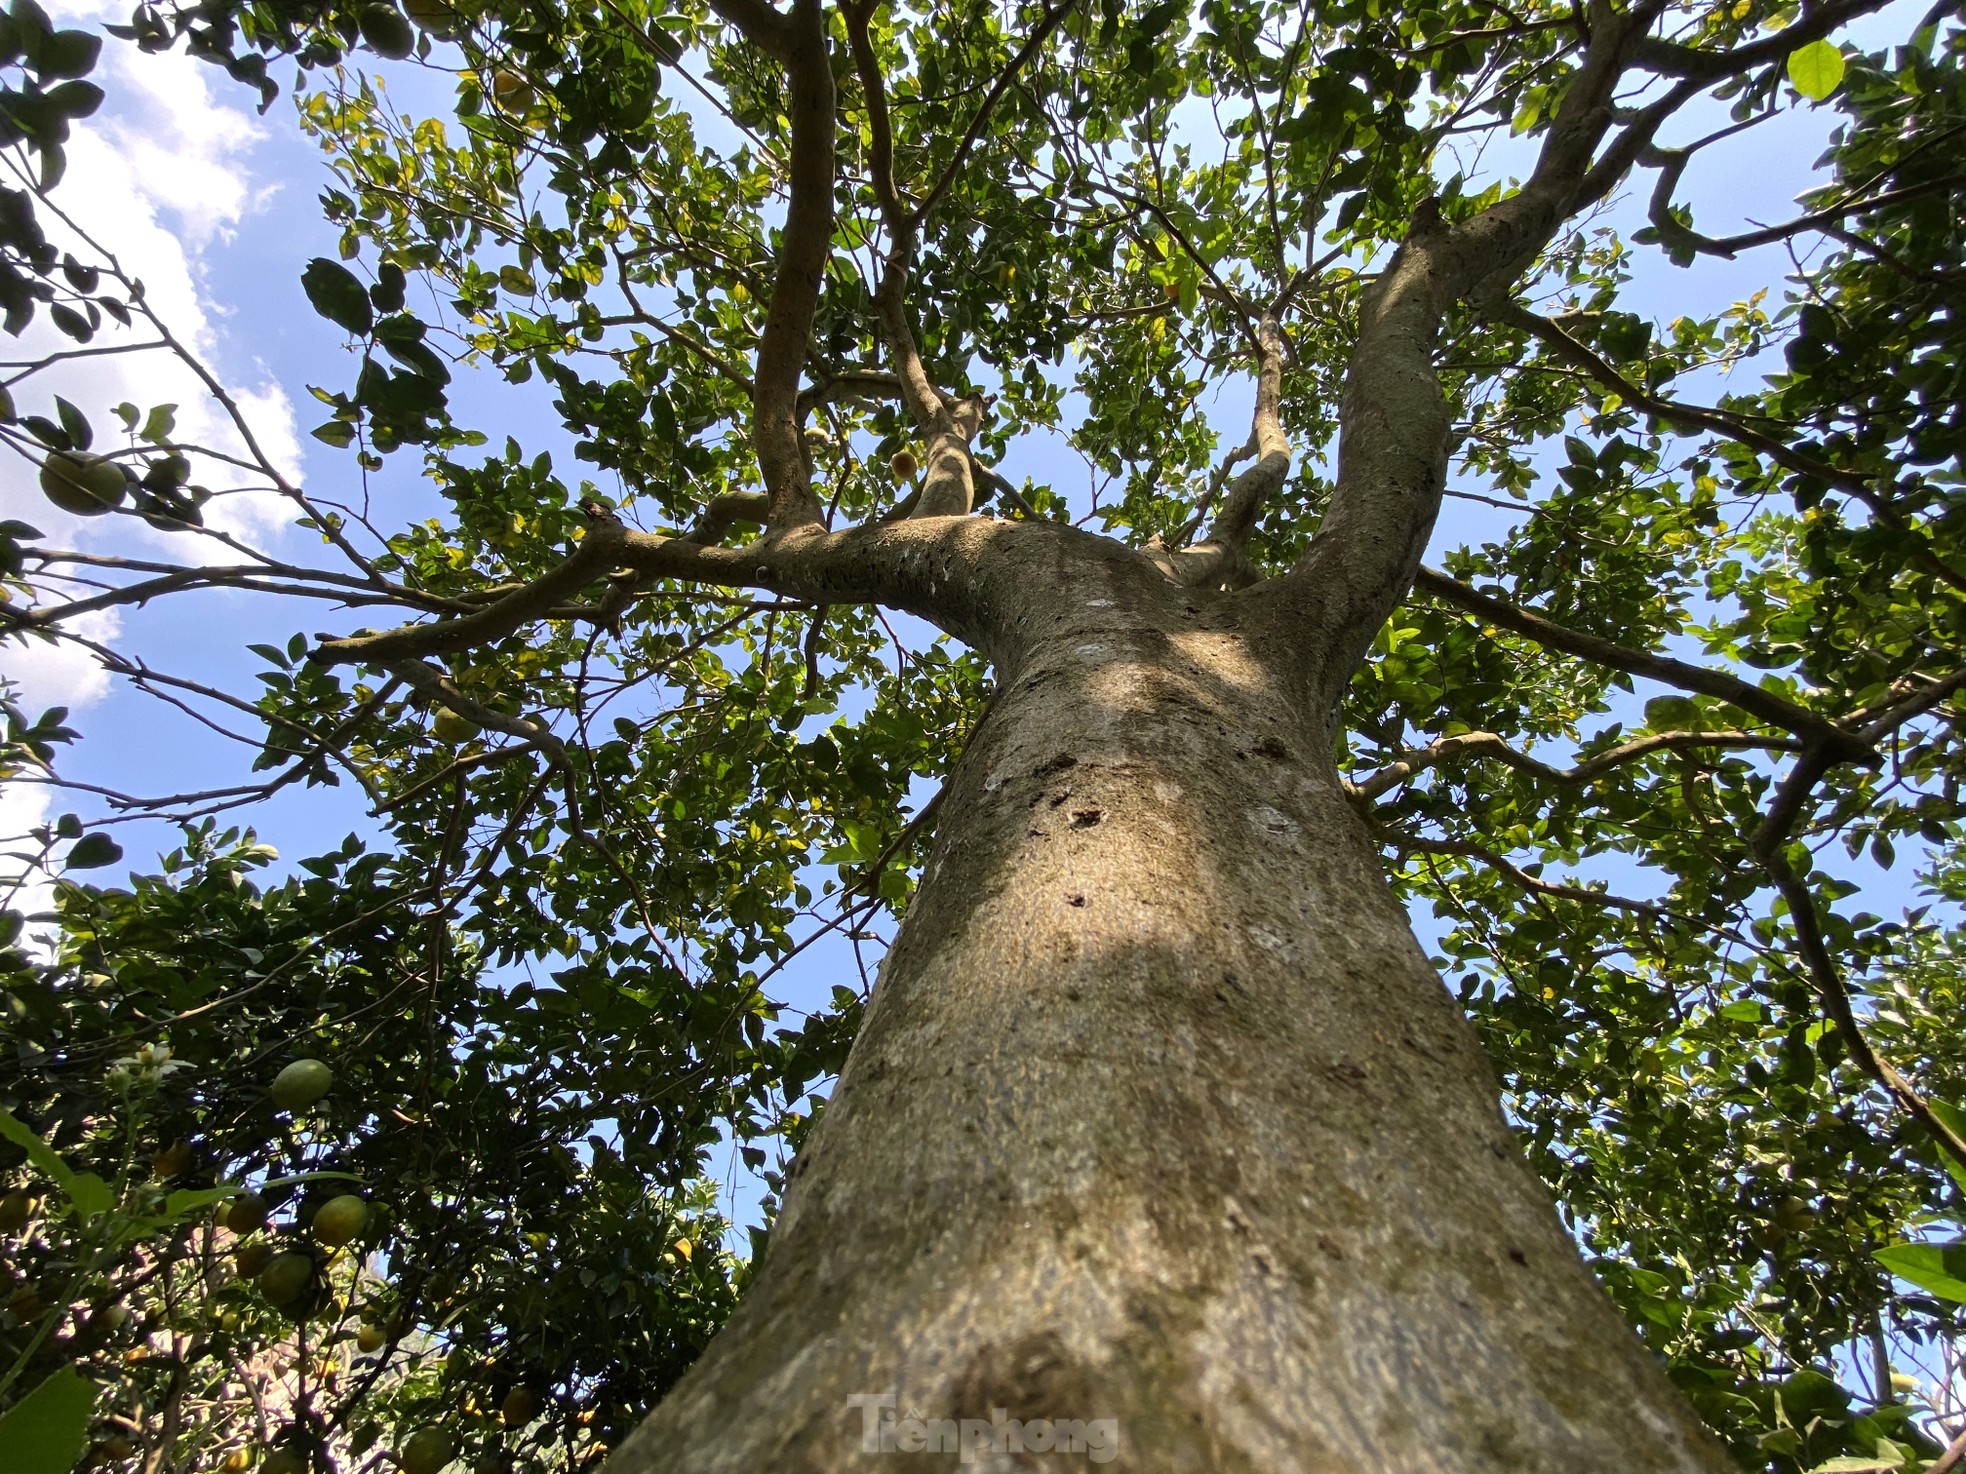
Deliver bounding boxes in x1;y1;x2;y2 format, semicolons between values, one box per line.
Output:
606;555;1735;1473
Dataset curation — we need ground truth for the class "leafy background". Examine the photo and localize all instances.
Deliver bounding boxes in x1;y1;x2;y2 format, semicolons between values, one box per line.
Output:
1;0;1965;1470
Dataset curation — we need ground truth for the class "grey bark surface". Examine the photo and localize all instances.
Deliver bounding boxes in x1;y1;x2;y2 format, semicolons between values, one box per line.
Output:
587;17;1760;1465
606;557;1734;1473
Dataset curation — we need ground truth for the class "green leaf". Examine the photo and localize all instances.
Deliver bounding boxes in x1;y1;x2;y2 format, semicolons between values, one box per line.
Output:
312;420;357;448
164;1185;241;1218
0;1367;99;1474
53;397;90;451
1931;1100;1966;1192
1875;1240;1966;1303
66;1172;113;1221
1787;40;1846;100
301;258;375;336
64;832;122;869
45;79;103;120
0;1107;78;1198
33;28;101;80
0;1107;111;1223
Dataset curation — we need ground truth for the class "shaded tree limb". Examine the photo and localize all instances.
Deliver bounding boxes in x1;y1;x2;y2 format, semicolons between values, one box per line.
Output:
311;504;632;668
797;368;902;415
1388;830;1672;917
1495;299;1966;598
1632;0;1900;79
310;510;1137;673
1925;1424;1966;1474
1753;825;1966;1180
969;460;1041;520
842;0;979;517
1351;727;1802;800
385;659;564;757
909;0;1081;227
1742;742;1966;1179
704;0;793;58
1172;437;1256;549
1644;155;1966;261
1414;564;1878;765
1852;667;1966;738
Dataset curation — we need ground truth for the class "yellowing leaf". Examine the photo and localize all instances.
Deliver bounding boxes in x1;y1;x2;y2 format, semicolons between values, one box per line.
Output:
1787;40;1845;100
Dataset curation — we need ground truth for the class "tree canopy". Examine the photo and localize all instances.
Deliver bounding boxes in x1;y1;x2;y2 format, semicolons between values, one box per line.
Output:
4;0;1966;1467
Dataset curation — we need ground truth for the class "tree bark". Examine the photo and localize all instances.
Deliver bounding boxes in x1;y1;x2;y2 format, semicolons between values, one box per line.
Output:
606;571;1733;1473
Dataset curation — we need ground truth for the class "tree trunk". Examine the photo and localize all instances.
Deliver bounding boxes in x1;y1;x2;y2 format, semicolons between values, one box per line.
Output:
608;582;1733;1473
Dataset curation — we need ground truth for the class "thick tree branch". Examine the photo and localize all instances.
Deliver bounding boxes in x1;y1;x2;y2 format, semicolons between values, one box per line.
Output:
749;0;834;528
1157;317;1288;588
1280;0;1653;686
682;491;771;545
843;0;1073;518
797;368;903;415
310;511;1147;674
843;1;979;518
1202;317;1288;550
311;506;632;669
704;0;793;59
1414;565;1878;765
1631;0;1891;79
842;0;905;227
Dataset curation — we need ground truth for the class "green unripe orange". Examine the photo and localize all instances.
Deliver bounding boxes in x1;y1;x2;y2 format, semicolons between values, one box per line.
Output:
257;1251;315;1305
359;4;415;58
356;1322;387;1353
490;70;535;117
271;1058;333;1111
0;1188;31;1231
40;452;128;516
312;1194;369;1247
500;1386;537;1428
431;710;481;744
227;1192;269;1235
399;1425;455;1474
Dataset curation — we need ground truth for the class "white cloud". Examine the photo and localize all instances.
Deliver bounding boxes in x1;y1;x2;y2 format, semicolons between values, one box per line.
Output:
4;608;121;715
1;31;302;551
2;19;302;896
